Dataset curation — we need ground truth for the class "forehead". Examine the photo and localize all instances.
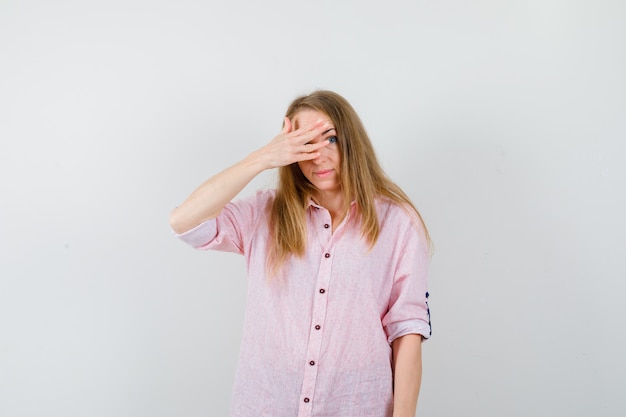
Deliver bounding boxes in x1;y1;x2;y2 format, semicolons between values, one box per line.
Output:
292;109;333;129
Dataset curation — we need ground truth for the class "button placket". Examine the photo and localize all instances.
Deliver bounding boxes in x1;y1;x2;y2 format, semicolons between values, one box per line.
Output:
309;205;333;249
297;247;334;417
298;205;335;417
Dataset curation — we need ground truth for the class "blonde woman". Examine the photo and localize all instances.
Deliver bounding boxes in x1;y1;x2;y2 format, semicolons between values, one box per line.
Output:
170;90;431;417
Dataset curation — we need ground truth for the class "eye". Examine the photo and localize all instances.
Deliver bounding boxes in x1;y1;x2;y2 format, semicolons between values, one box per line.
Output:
328;136;337;144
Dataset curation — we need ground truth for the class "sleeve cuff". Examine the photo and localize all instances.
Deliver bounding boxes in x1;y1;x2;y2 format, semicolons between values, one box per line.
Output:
385;319;431;344
173;219;218;249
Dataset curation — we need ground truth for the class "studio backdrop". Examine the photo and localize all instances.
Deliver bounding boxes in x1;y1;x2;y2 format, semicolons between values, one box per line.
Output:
1;1;625;416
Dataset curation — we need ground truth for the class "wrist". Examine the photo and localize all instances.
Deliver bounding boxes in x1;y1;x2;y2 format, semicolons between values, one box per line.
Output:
243;148;272;173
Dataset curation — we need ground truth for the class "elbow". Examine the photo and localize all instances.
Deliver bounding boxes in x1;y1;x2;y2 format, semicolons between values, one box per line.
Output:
169;207;186;234
169;206;220;234
169;207;216;234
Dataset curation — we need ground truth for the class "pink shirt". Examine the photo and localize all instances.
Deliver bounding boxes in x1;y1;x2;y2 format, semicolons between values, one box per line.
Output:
176;190;431;417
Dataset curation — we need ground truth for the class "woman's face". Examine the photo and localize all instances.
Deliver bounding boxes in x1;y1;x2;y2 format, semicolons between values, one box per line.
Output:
293;109;342;198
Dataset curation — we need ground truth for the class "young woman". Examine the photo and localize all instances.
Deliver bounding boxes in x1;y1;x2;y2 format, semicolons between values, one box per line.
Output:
170;90;431;417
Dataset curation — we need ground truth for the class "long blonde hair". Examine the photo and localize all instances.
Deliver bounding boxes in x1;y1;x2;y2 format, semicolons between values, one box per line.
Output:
267;90;430;273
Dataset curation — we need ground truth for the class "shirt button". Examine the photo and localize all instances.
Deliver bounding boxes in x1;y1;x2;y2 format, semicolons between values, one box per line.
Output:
309;360;315;366
324;253;330;258
319;289;325;294
324;223;329;229
304;397;310;403
315;325;321;330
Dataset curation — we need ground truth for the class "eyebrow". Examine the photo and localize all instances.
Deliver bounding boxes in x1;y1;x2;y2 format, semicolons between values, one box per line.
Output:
322;128;336;135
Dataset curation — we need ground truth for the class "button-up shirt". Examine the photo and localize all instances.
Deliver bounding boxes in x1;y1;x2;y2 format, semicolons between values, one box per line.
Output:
176;190;431;417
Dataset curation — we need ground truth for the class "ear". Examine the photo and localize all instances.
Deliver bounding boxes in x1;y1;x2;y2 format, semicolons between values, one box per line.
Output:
282;117;292;134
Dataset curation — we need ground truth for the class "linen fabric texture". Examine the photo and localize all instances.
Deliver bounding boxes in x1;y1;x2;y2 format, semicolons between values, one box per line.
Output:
175;189;431;417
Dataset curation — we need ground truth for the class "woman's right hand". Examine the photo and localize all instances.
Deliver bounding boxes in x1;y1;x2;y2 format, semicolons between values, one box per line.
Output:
257;117;333;169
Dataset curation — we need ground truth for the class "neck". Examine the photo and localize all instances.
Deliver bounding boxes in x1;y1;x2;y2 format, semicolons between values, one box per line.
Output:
313;190;346;221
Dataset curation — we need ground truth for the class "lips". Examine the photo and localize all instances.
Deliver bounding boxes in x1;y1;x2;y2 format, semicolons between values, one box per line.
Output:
314;169;333;177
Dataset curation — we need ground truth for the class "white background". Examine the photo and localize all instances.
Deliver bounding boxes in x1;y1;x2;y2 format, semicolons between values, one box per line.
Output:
1;1;625;416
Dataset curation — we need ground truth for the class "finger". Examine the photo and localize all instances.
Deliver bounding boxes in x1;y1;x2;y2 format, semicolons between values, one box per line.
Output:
305;118;330;133
292;121;333;144
290;118;328;136
298;139;330;154
293;151;322;162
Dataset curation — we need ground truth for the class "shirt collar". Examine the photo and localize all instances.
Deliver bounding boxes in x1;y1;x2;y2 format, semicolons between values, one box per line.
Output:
306;197;357;210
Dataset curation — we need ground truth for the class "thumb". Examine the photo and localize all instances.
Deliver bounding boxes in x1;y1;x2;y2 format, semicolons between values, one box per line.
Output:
282;117;292;134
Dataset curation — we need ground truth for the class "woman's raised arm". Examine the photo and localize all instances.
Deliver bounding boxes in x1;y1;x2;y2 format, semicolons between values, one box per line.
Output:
169;117;332;234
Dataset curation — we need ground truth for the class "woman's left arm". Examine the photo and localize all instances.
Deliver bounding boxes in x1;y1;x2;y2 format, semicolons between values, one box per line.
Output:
391;334;423;417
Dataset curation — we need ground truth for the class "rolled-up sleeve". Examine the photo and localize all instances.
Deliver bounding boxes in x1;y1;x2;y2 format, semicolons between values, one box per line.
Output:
174;219;218;249
172;189;273;255
381;221;431;344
